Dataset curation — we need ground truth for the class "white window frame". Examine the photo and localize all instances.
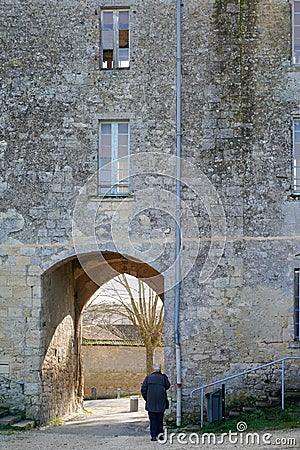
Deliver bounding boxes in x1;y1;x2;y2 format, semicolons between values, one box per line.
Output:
294;269;300;340
100;9;130;69
98;121;130;196
292;0;300;65
292;118;300;194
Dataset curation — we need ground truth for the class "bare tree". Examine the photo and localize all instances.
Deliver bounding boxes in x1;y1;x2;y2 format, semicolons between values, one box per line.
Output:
83;274;164;374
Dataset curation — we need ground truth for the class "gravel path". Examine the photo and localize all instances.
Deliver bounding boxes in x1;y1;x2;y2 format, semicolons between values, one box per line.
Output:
0;399;299;450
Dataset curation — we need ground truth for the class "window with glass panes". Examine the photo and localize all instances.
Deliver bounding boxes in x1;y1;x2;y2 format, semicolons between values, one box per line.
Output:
100;9;129;69
293;1;300;65
99;122;129;195
294;269;300;340
293;119;300;194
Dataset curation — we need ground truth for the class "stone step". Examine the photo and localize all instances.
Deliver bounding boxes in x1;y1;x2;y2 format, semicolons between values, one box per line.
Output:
284;391;300;398
11;420;35;431
0;409;9;418
242;406;256;413
255;401;270;408
268;396;280;404
228;410;241;418
0;415;22;427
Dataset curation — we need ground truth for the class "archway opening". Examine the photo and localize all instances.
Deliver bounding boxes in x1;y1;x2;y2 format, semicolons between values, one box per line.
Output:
81;273;164;401
40;251;163;424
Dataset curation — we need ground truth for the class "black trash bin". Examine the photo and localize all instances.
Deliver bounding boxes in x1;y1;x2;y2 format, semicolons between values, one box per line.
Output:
205;387;224;423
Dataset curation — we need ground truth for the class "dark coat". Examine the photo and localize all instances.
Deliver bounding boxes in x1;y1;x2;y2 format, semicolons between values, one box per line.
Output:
141;371;170;412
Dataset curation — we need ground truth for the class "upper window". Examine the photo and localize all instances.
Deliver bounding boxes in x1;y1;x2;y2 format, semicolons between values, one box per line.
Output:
99;122;130;196
100;9;130;69
292;1;300;65
292;119;300;194
294;269;300;340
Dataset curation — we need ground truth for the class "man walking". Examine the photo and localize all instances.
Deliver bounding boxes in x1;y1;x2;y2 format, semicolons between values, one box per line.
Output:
141;363;170;441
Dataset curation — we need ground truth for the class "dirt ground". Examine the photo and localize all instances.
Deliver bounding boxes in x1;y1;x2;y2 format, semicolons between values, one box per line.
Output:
0;398;299;450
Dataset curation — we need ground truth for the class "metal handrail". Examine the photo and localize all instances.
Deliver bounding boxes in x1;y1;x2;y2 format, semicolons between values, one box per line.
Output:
190;356;300;427
0;375;25;394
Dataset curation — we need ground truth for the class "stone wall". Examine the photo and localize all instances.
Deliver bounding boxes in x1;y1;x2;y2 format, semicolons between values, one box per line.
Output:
82;345;164;399
40;261;81;424
177;0;300;409
0;0;300;423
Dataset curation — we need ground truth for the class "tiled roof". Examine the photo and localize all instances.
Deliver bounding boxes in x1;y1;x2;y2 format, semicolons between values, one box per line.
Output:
82;324;141;341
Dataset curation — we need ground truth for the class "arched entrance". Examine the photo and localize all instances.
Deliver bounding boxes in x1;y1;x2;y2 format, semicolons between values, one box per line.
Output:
40;251;163;423
81;273;165;399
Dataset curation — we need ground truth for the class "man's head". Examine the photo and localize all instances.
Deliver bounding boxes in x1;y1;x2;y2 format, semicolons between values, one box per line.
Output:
153;363;162;372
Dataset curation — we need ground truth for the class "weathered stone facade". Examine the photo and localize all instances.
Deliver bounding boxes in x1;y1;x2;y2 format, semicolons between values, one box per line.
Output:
82;344;164;399
0;0;300;423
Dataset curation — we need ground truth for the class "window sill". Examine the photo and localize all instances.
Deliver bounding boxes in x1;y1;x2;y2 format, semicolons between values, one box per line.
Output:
89;194;135;202
288;341;300;349
287;193;300;201
99;67;130;72
288;64;300;71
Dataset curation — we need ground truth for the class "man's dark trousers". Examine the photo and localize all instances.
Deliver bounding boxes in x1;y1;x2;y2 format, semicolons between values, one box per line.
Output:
148;411;164;438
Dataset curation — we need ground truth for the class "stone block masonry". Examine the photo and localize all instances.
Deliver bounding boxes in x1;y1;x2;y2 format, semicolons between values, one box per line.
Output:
0;0;300;423
82;345;164;399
